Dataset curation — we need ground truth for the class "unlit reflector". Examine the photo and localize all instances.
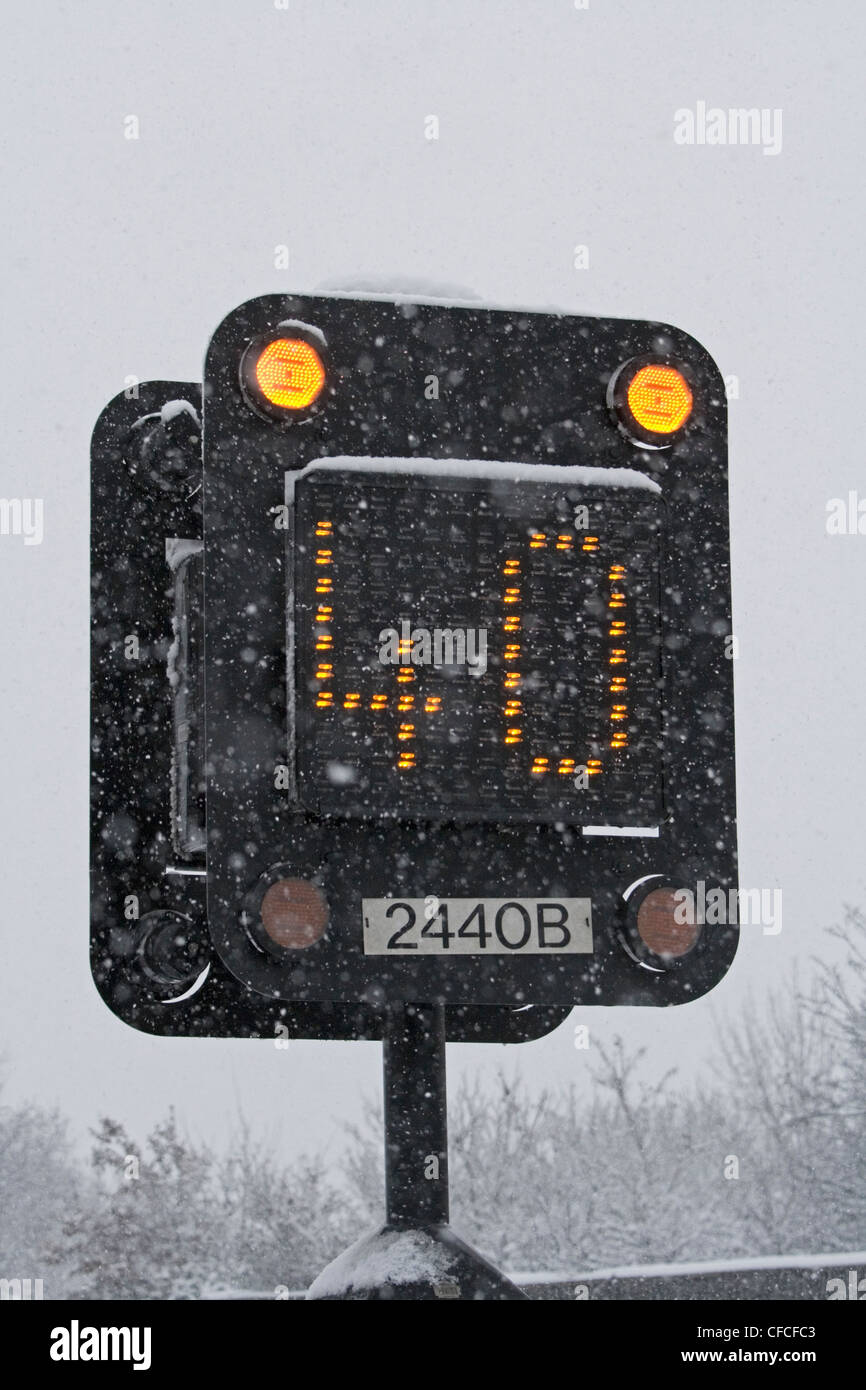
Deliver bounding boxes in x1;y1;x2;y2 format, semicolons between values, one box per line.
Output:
260;878;329;949
636;886;699;958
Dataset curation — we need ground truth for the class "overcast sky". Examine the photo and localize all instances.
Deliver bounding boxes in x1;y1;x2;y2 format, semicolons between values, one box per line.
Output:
1;0;864;1166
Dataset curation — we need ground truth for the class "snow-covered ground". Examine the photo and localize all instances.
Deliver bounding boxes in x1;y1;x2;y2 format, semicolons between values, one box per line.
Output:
1;0;864;1290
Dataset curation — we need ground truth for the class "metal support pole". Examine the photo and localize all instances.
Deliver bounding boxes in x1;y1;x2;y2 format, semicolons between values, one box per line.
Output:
383;1001;449;1228
308;999;526;1296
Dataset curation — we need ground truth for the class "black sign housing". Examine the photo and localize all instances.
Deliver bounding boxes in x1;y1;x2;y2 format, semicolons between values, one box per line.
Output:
90;293;737;1038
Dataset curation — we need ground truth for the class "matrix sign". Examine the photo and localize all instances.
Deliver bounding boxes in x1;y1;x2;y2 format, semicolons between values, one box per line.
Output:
90;293;738;1039
291;465;663;826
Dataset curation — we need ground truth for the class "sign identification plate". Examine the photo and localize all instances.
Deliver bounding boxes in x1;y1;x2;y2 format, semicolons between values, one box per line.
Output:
362;897;593;956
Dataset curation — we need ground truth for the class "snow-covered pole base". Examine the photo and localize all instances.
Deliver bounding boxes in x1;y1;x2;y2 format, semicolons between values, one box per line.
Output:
306;1223;527;1301
306;1002;526;1300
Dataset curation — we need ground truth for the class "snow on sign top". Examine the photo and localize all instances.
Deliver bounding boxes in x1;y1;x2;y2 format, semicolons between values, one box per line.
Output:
274;317;328;350
292;456;662;493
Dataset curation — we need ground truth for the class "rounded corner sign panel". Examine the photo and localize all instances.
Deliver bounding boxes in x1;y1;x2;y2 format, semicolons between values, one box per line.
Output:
91;295;736;1024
